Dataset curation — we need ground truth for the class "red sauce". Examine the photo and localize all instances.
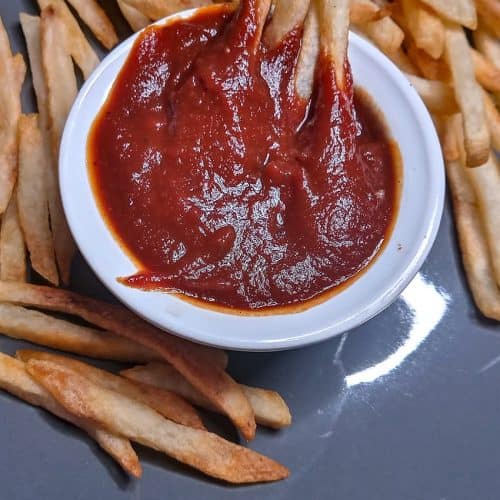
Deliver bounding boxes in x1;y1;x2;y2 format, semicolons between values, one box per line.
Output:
88;3;399;311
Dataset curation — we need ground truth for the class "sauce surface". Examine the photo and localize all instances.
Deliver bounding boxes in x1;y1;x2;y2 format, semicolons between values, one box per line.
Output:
88;4;399;311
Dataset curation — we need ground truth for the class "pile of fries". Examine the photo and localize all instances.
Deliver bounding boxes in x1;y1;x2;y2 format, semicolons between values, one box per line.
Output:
0;0;498;487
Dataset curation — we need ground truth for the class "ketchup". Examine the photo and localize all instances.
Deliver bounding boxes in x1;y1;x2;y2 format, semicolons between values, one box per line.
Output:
88;3;399;311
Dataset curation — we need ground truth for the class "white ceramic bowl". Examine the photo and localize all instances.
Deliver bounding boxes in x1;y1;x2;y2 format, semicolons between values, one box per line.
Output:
60;7;445;351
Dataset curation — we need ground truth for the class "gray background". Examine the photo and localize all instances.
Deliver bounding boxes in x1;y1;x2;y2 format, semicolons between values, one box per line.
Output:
1;2;500;499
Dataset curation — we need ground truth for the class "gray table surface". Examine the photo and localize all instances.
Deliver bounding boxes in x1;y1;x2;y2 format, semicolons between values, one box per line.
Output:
1;2;500;499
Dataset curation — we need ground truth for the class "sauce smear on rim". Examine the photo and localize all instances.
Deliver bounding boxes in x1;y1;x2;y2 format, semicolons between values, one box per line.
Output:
88;4;399;311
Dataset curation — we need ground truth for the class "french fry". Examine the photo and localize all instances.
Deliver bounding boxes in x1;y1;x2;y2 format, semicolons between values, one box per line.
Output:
65;0;119;49
38;0;99;80
295;0;319;99
406;41;450;80
120;0;212;21
264;0;310;47
117;0;151;32
483;90;500;152
17;115;58;285
387;48;419;75
475;0;500;38
0;302;162;363
405;74;458;114
0;282;250;437
444;24;490;167
122;362;292;429
0;18;23;215
27;359;289;484
0;196;26;283
12;54;26;90
435;113;462;163
445;160;500;320
419;0;477;29
40;6;77;285
350;0;390;24
353;15;404;56
465;154;500;287
318;0;350;88
0;352;141;477
472;26;500;70
400;0;445;59
17;350;205;430
471;48;500;93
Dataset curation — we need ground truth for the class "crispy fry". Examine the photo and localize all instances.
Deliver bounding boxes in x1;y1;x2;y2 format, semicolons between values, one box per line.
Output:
444;24;489;167
122;362;292;429
438;113;462;162
471;48;500;93
12;54;26;90
406;41;450;80
350;0;390;24
295;0;319;99
20;14;48;129
117;0;150;31
18;350;205;430
401;0;445;59
475;0;500;38
0;18;23;215
318;0;350;88
405;74;458;114
38;0;99;79
121;0;212;21
387;48;419;75
28;359;288;484
0;195;26;282
0;282;249;437
17;114;58;285
465;154;500;287
40;6;77;284
0;302;161;363
473;26;500;69
419;0;477;29
353;15;404;55
65;0;118;49
0;352;141;477
445;160;500;320
483;90;500;152
264;0;310;47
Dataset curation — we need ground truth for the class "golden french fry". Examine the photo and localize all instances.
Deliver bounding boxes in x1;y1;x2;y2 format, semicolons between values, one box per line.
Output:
405;74;458;114
0;282;249;437
475;0;500;38
419;0;477;29
17;114;58;285
65;0;118;49
483;90;500;152
264;0;310;47
435;113;462;162
17;350;205;430
28;359;288;484
121;0;212;21
0;352;141;477
445;160;500;320
387;48;419;75
471;48;500;93
0;195;26;283
318;0;350;88
472;26;500;70
444;24;489;167
12;54;26;90
0;302;161;363
38;0;99;80
350;0;390;24
0;18;23;215
122;362;292;429
400;0;445;59
40;6;77;284
295;0;319;99
465;154;500;287
406;41;450;80
117;0;151;32
353;15;404;55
